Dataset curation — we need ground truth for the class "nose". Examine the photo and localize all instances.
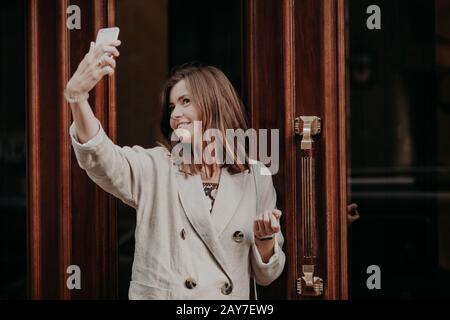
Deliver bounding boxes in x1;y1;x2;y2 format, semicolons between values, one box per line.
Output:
170;104;183;119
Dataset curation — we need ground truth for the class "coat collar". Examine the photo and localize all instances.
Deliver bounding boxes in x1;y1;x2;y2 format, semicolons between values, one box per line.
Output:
209;168;250;235
174;166;250;282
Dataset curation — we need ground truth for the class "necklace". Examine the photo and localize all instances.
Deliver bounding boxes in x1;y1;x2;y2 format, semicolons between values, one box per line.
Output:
202;182;219;213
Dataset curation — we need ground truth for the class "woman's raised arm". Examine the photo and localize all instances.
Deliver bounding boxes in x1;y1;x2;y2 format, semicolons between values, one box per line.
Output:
65;40;121;142
64;39;160;209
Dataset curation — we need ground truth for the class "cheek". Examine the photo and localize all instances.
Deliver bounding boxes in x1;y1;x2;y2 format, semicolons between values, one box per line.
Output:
188;105;201;121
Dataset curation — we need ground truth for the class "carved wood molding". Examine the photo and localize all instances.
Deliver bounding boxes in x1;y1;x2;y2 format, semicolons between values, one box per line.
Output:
27;0;117;299
244;0;289;299
322;0;348;300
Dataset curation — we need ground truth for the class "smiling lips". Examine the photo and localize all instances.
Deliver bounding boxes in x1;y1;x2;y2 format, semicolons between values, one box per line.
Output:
176;122;191;129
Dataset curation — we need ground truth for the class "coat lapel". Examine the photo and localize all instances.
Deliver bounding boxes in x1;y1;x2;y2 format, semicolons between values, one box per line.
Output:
210;168;249;236
174;168;234;282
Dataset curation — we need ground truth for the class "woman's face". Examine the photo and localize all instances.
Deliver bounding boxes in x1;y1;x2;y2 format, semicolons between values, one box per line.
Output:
169;80;201;144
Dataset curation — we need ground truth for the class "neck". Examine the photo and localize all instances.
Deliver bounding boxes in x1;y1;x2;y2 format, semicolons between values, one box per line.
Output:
201;164;221;182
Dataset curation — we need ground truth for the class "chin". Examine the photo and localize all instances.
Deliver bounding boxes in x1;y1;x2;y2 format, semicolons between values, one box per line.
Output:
174;128;193;144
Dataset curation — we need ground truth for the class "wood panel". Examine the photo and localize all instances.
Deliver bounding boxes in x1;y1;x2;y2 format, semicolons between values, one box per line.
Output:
281;0;300;300
245;0;348;299
337;0;349;299
58;0;71;300
244;0;288;299
28;0;65;299
292;0;348;299
27;0;117;299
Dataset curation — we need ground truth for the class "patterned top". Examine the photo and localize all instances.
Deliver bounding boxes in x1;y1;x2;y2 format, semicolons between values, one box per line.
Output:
202;182;219;213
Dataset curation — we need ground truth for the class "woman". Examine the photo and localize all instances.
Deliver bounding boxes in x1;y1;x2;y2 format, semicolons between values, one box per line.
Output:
64;39;286;299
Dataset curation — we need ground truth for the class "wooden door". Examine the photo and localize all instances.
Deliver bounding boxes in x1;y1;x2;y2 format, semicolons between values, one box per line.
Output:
27;0;117;299
27;0;348;300
245;0;348;299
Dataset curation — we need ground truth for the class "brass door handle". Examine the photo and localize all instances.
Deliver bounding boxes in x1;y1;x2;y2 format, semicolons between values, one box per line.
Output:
294;116;324;297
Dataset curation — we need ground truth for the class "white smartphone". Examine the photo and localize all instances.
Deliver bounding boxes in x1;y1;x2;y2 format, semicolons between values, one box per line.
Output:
95;27;120;49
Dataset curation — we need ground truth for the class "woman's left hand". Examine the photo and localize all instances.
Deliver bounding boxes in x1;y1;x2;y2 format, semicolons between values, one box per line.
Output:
253;209;282;240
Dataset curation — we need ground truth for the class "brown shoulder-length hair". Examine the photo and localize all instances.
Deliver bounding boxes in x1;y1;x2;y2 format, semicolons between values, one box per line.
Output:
158;64;251;176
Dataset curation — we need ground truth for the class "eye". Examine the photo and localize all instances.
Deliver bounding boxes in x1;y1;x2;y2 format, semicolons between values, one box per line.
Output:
182;98;190;105
168;104;175;111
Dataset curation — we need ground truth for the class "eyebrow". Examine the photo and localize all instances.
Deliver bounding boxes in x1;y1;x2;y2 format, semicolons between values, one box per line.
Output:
169;94;190;106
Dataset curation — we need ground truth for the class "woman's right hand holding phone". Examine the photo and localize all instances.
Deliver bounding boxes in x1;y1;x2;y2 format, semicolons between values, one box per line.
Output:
66;39;120;143
65;40;121;100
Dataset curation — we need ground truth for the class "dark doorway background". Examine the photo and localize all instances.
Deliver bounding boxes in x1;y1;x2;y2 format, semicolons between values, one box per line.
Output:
347;0;450;298
0;0;27;299
168;0;243;97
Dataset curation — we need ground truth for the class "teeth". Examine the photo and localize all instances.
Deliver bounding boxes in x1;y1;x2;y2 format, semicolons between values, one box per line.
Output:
177;122;191;129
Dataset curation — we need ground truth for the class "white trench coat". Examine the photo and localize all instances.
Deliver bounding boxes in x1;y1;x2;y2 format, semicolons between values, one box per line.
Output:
70;121;286;300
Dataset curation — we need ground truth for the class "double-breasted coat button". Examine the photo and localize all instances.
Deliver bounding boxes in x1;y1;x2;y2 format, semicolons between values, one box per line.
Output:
180;228;186;240
233;231;244;243
221;282;233;295
185;278;197;289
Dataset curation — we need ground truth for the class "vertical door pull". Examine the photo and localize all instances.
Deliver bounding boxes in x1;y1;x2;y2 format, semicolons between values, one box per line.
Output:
294;116;324;297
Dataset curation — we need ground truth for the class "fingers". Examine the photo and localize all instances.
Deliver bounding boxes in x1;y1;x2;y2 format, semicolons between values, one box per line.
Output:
258;218;267;236
99;66;114;77
95;44;120;58
101;55;116;69
94;42;119;78
72;40;119;93
272;209;282;219
270;214;280;233
94;39;121;49
254;220;262;238
263;212;272;234
253;209;282;237
83;42;96;62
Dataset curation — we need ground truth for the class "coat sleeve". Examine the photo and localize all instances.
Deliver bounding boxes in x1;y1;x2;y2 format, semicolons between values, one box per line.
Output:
250;162;286;286
69;121;161;209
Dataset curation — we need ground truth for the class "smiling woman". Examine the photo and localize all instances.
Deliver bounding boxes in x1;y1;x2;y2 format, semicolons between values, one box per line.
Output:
115;0;247;299
159;65;251;176
168;80;200;144
63;0;286;299
67;61;286;299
